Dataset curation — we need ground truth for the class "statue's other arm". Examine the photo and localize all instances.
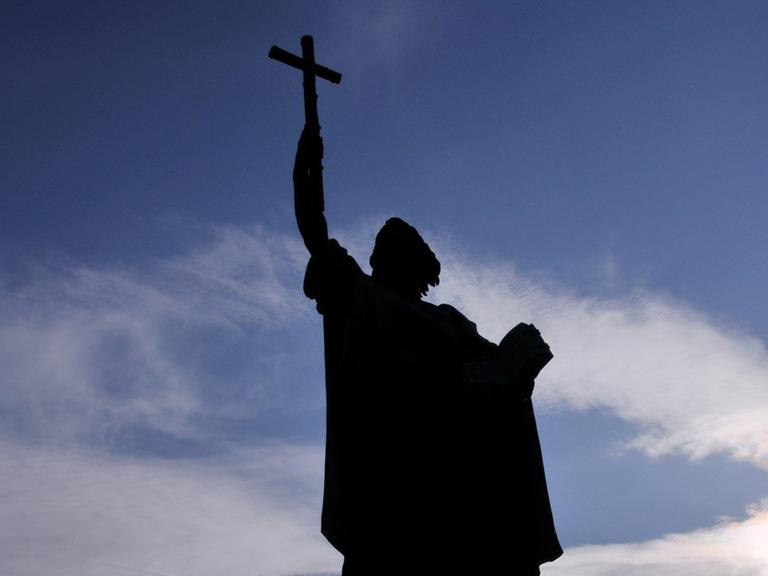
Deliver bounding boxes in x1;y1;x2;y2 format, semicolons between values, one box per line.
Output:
293;128;329;255
498;323;553;400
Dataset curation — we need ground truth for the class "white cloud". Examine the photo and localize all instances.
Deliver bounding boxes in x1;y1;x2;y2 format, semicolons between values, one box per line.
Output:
3;219;768;575
0;273;199;440
427;234;768;470
0;225;310;444
416;231;768;575
542;500;768;576
0;222;341;575
159;224;309;329
0;223;342;575
0;440;339;576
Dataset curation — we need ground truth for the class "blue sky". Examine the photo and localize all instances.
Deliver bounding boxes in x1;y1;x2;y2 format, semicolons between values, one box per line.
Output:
2;2;767;575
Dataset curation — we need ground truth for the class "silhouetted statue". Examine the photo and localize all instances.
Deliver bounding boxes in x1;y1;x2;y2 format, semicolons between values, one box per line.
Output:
273;35;562;575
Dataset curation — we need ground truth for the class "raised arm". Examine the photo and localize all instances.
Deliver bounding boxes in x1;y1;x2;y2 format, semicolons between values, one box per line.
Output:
293;128;329;255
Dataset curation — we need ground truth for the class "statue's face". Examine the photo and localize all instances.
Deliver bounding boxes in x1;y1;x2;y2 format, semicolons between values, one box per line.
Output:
371;266;424;301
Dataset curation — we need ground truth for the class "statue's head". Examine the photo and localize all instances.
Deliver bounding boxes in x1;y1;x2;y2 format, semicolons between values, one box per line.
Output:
369;217;440;301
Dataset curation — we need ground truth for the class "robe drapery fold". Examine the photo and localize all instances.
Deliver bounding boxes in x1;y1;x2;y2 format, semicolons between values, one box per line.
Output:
304;239;562;570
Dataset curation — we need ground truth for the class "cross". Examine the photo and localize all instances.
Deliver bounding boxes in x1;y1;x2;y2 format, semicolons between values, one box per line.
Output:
268;35;342;132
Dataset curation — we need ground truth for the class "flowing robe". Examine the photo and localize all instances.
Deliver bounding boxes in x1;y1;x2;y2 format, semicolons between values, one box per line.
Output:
304;239;562;571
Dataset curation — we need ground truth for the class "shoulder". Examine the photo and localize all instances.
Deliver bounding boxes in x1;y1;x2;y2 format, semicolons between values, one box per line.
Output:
436;303;477;334
433;303;497;353
303;238;366;310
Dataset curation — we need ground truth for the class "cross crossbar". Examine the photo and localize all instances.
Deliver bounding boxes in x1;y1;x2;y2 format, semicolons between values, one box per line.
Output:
268;45;342;85
268;35;342;130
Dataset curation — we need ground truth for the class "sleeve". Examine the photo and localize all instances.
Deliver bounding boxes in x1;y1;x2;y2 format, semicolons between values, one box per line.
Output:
303;238;365;316
433;304;527;399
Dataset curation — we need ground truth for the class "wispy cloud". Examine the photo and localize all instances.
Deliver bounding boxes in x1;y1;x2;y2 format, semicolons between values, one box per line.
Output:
159;224;309;329
334;220;768;469
542;500;768;576
0;440;339;576
2;219;767;575
419;229;768;574
0;224;310;444
426;233;768;471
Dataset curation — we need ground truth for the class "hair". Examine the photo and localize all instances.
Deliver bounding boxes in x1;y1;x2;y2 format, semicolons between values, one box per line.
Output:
369;217;440;299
